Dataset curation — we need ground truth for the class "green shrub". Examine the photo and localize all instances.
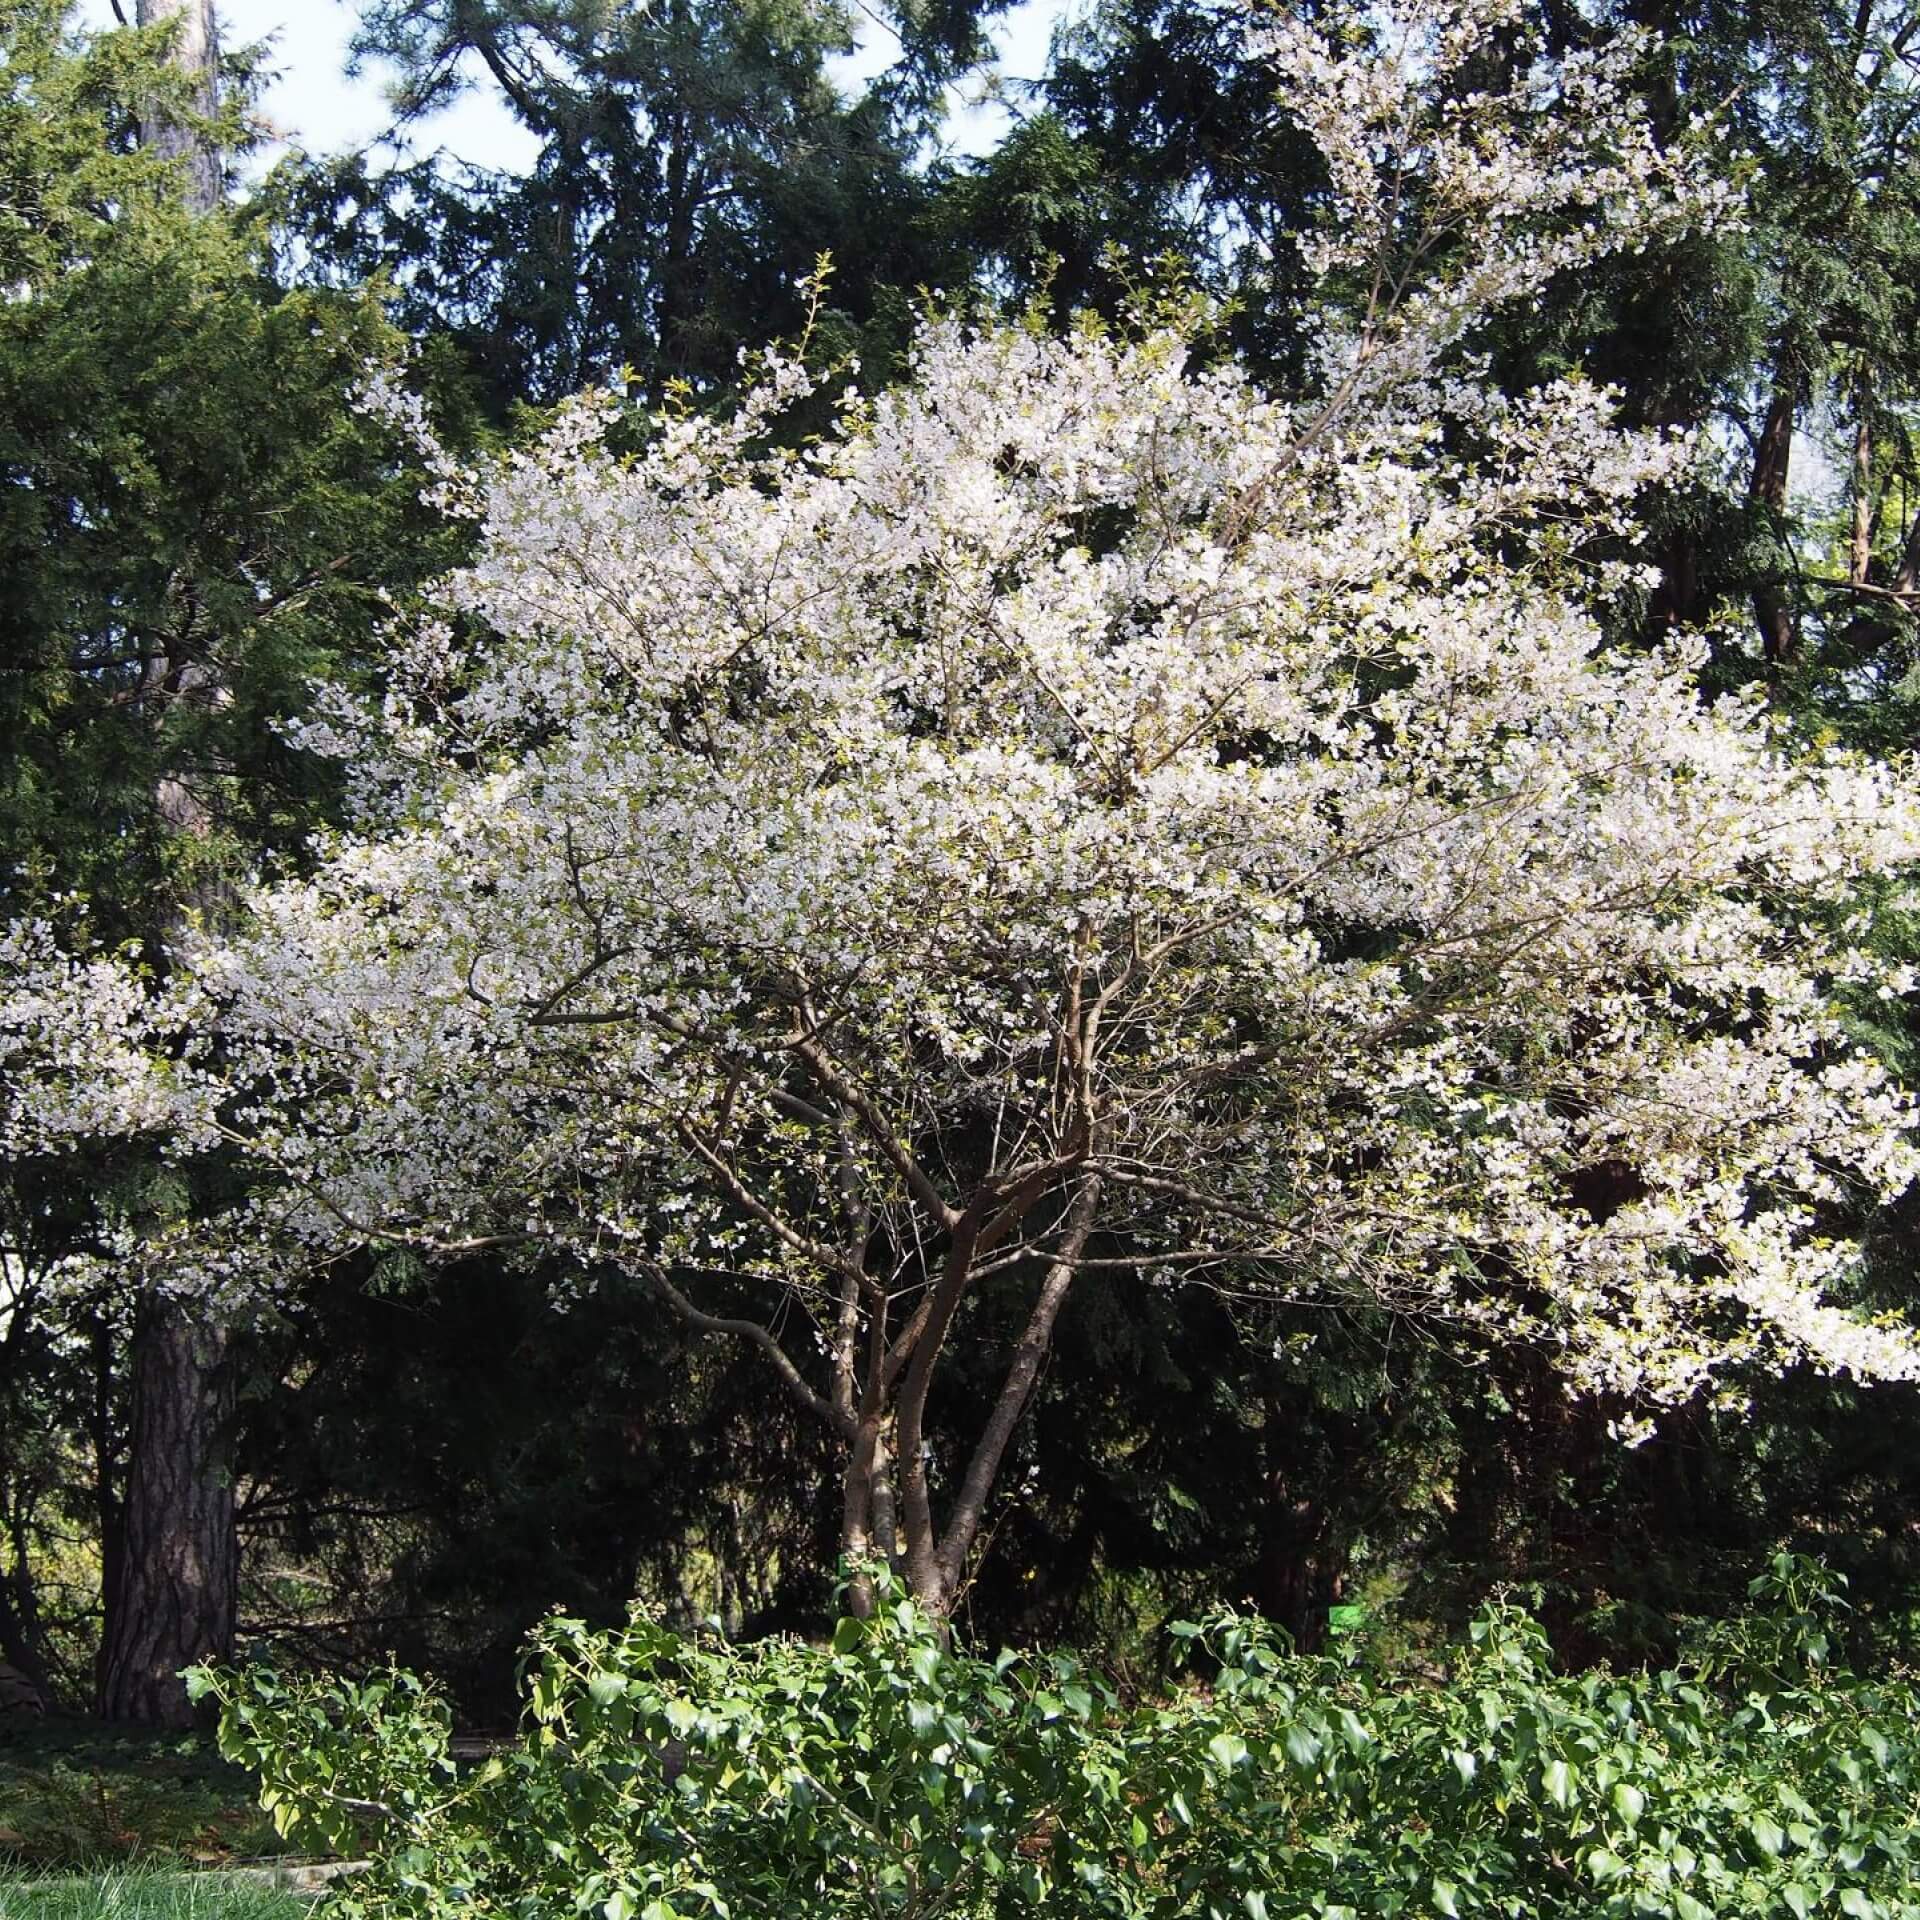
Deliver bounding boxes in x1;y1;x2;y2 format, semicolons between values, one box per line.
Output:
192;1558;1920;1919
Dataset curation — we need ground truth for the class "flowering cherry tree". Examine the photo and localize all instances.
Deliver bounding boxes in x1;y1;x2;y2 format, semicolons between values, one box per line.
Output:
9;0;1920;1616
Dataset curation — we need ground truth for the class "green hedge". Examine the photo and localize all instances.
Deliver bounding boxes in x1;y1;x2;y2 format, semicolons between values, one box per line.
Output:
192;1557;1920;1920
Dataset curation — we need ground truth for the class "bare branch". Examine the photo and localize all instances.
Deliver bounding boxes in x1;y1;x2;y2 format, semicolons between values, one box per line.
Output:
790;1029;960;1232
673;1117;867;1287
636;1261;853;1440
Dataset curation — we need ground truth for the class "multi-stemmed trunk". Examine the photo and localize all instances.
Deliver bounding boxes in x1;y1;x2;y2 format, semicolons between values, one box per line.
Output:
653;1116;1106;1622
820;1174;1103;1622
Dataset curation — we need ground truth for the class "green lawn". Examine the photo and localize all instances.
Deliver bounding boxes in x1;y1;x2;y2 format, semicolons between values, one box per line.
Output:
0;1869;305;1920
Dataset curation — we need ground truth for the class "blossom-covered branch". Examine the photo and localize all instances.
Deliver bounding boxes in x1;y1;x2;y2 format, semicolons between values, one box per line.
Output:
5;0;1916;1614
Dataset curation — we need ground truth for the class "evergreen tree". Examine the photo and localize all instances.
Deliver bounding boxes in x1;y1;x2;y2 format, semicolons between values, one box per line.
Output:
277;0;1007;411
0;0;451;1721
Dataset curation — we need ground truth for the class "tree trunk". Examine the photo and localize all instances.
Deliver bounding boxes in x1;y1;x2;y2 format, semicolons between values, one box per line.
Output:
0;1285;54;1704
1255;1499;1334;1652
817;1173;1102;1621
98;1302;235;1728
0;1547;53;1712
100;0;239;1728
839;1414;899;1617
1645;524;1705;634
1850;400;1875;586
927;1176;1102;1612
1893;504;1920;599
1255;1381;1338;1652
1749;373;1797;664
134;0;221;214
88;1306;125;1700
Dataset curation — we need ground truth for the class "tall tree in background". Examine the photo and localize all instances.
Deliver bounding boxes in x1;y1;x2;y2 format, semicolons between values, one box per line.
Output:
100;0;238;1733
949;0;1324;375
1483;0;1920;681
1745;0;1920;699
0;0;449;1722
280;0;1005;410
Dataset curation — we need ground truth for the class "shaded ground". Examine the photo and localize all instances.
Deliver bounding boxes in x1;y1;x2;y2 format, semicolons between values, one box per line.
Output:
0;1722;295;1871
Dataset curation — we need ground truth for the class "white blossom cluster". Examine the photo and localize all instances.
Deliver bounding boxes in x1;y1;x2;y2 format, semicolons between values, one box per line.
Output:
1250;0;1743;409
4;0;1917;1423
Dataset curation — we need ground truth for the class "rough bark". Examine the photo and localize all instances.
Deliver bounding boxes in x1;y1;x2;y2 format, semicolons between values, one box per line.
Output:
1255;1496;1335;1653
0;1281;55;1702
98;1302;236;1727
0;1568;53;1712
98;0;239;1729
88;1308;125;1658
135;0;221;214
1894;506;1920;599
1255;1381;1338;1653
1645;525;1705;634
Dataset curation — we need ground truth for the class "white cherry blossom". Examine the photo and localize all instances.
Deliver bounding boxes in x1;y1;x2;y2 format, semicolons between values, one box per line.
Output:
3;0;1912;1612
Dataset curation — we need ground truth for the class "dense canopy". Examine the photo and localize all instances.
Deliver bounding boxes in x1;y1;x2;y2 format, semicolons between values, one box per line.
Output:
7;0;1920;1750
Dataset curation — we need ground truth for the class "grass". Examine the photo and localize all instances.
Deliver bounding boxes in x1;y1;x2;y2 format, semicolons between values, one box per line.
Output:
0;1867;306;1919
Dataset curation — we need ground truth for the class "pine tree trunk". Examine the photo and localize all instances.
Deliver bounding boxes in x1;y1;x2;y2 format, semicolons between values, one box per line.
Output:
0;1568;53;1713
1254;1376;1345;1653
135;1;221;214
1850;402;1875;586
98;1302;235;1727
97;0;238;1730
